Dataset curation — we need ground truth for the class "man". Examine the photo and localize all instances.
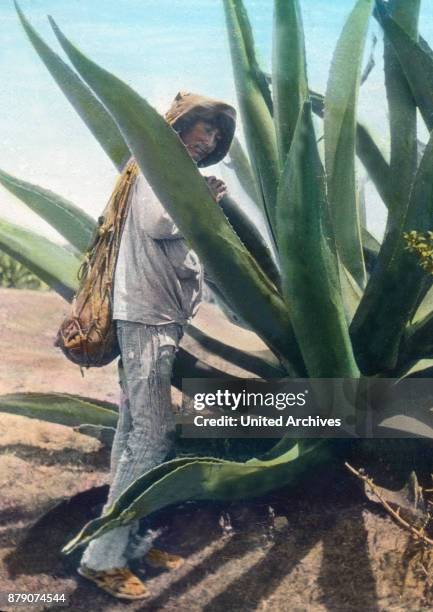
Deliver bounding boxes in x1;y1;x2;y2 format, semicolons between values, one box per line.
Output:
77;92;236;600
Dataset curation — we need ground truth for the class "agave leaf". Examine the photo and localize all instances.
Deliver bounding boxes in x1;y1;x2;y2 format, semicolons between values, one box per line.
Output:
375;1;433;132
205;278;252;330
226;136;262;210
374;380;433;439
62;457;227;553
222;0;280;242
394;289;433;375
201;219;275;332
206;187;284;322
358;176;367;229
0;168;95;253
360;32;377;85
0;393;118;427
172;347;239;388
185;324;285;378
277;103;359;378
358;180;380;274
14;2;129;170
49;19;305;375
362;226;380;274
404;364;433;379
62;440;331;553
383;0;420;219
0;218;79;300
362;227;380;257
377;413;433;439
351;130;433;374
229;1;273;115
272;0;308;162
340;265;363;324
312;92;392;211
220;194;281;292
413;285;433;325
396;313;433;376
73;424;116;445
324;0;373;288
182;294;282;378
356;123;392;210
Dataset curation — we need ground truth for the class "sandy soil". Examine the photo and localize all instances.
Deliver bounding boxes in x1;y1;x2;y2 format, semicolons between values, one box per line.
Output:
0;288;432;612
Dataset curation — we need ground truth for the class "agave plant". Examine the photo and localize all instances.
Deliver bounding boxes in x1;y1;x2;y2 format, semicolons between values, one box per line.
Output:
2;0;433;553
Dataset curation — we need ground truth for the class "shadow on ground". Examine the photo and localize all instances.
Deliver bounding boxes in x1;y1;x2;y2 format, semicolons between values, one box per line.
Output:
2;459;398;612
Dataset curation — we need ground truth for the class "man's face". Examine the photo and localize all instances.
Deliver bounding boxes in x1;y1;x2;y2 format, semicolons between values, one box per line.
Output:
180;120;221;163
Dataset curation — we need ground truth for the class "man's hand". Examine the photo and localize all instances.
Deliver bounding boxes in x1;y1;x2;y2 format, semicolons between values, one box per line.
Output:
205;176;227;203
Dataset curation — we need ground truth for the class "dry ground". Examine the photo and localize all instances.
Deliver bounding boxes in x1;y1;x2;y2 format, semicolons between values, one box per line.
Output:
0;288;432;611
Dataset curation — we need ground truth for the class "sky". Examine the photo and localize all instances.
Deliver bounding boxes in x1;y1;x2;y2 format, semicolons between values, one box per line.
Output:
1;0;433;244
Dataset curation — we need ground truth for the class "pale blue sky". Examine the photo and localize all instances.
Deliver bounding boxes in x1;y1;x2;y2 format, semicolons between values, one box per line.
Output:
1;1;433;243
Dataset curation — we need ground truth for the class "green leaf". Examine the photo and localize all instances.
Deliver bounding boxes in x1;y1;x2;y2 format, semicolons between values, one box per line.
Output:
351;129;433;374
172;348;240;388
361;226;380;274
220;194;282;292
229;0;273;115
358;176;367;228
361;227;380;257
0;168;95;253
0;218;79;300
360;32;378;85
277;103;359;377
356;123;392;210
413;285;433;325
397;313;433;375
272;0;308;162
49;18;306;376
14;2;130;170
226;136;262;210
186;323;285;378
61;456;222;553
394;286;433;376
222;0;280;242
0;393;118;427
383;0;420;219
324;0;373;288
374;381;433;439
340;265;363;324
311;91;392;211
62;440;331;553
204;278;253;330
375;1;433;132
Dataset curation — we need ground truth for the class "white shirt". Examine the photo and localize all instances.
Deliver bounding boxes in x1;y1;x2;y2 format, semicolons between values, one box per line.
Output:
112;172;203;325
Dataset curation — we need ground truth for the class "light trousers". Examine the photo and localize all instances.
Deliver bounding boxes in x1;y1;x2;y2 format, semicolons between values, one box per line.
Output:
80;320;183;571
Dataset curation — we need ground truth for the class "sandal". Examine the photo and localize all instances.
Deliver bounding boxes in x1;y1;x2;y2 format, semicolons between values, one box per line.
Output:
145;547;184;570
77;564;149;600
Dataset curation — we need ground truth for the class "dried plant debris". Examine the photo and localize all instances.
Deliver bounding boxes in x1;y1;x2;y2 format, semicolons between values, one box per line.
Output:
345;463;433;605
345;463;432;544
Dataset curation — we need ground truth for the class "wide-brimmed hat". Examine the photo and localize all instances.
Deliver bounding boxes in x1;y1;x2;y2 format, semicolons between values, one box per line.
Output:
165;91;237;167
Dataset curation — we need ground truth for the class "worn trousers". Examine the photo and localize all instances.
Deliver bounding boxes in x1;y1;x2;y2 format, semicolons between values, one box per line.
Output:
80;320;183;571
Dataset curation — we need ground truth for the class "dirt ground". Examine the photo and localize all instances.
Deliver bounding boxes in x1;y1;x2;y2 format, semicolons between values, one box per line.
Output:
1;288;433;611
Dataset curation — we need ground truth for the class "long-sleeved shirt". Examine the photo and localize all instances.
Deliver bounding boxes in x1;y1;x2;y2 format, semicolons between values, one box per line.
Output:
112;171;203;326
